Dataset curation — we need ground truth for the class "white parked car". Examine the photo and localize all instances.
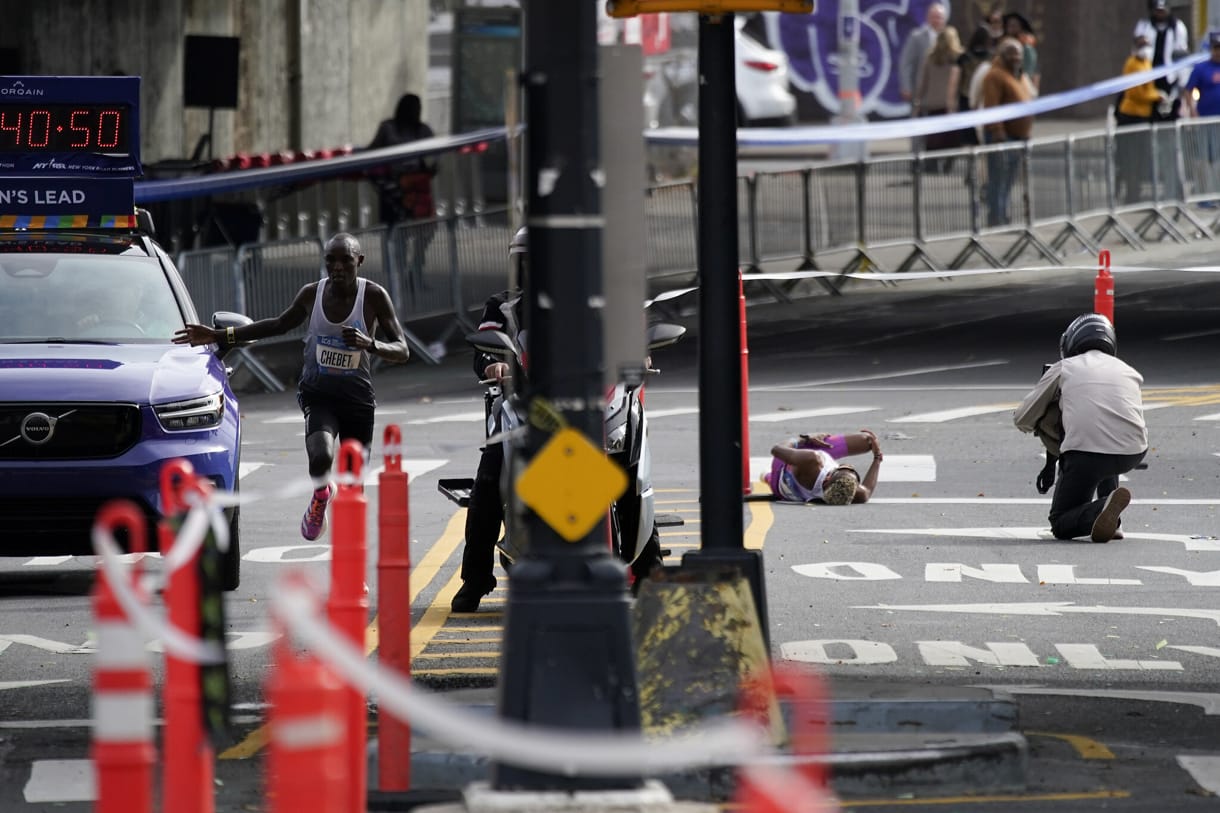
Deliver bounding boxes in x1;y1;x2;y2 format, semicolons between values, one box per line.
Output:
734;15;796;126
643;17;797;129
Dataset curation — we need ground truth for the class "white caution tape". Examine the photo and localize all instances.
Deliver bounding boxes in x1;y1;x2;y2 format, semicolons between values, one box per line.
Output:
270;576;773;777
91;522;226;666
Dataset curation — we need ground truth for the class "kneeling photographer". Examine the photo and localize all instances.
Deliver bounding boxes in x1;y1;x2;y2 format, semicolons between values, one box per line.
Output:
1014;314;1148;543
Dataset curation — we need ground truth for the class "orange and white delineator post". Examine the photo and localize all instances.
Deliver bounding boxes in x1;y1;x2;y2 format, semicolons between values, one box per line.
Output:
376;425;412;791
91;500;155;813
327;439;369;813
158;459;214;813
734;662;839;812
266;633;347;813
1095;249;1115;325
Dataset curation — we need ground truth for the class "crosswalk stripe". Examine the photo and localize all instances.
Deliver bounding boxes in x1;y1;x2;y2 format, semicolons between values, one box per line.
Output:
751;407;879;423
887;404;1016;423
406;411;486;425
1196;413;1220;421
646;407;700;419
749;454;936;483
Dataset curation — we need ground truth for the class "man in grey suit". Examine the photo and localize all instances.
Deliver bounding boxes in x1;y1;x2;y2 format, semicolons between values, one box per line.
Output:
899;2;948;105
898;2;948;156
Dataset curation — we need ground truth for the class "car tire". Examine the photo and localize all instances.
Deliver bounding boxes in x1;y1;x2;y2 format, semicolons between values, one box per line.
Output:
221;505;240;592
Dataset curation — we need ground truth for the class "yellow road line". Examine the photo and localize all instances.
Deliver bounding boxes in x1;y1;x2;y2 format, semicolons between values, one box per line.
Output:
414;650;502;659
220;508;469;760
412;667;500;676
1028;731;1115;759
744;484;774;551
833;790;1129;807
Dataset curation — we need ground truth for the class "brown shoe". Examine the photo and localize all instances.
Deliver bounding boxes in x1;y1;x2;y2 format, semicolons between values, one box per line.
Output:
1091;487;1131;543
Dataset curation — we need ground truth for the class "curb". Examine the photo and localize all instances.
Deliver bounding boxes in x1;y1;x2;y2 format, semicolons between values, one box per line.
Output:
369;686;1027;804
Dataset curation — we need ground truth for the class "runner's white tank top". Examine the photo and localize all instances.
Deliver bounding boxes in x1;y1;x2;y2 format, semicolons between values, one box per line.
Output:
299;277;376;405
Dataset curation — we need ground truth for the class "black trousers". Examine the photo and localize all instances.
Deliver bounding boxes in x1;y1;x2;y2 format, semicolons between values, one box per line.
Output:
1048;449;1146;540
460;440;504;585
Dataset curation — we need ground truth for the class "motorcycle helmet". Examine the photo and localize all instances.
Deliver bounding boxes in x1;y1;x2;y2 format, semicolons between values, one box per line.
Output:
1059;313;1117;358
508;225;528;291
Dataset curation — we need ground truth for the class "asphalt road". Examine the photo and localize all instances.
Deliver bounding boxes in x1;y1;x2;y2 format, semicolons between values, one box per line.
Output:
2;255;1220;810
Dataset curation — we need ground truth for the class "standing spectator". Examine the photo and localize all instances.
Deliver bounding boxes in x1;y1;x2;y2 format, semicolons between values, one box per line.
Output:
173;234;411;541
1014;314;1147;544
899;3;948;106
957;25;994;146
1182;32;1220;203
984;6;1004;50
367;93;438;297
1134;0;1191;124
1002;11;1040;96
1115;35;1162;204
898;2;947;156
914;26;965;171
980;37;1034;226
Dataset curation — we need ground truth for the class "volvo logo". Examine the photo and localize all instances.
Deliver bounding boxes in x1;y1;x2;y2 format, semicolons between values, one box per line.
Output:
20;412;57;445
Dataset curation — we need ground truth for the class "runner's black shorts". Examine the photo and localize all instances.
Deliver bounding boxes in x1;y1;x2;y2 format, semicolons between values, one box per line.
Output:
297;390;375;452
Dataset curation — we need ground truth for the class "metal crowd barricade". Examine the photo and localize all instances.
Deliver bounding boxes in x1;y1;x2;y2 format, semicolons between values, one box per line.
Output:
175;246;241;320
1178;118;1220;232
643;180;698;290
1071;129;1143;250
454;209;512;324
233;237;324;392
1027;137;1099;256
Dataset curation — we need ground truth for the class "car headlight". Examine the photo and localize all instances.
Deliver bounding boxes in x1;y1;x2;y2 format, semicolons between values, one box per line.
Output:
155;392;225;431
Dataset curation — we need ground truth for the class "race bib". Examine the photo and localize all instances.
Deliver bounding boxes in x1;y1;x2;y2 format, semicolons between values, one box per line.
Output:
315;335;361;374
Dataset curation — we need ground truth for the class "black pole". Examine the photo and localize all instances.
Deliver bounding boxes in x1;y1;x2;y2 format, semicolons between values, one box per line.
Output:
681;12;770;646
492;0;643;792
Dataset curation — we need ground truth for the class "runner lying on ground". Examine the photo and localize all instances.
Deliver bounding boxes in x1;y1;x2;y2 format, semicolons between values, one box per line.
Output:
763;430;883;505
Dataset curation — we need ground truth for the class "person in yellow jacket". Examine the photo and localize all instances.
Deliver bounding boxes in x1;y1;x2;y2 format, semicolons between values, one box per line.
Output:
1115;35;1165;204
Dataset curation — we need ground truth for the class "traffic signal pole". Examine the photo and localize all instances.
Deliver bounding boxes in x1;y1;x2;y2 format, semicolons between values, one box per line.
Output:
492;0;643;792
680;12;771;647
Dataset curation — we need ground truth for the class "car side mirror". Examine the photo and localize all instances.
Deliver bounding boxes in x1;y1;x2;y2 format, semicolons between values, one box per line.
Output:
213;311;254;360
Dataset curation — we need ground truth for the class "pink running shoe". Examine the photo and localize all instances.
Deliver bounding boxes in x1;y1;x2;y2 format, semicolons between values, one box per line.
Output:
300;484;333;541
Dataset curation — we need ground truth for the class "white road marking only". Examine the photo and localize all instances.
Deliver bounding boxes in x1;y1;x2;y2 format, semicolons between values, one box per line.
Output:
887;404;1017;423
406;411;486;425
1178;756;1220;794
750;407;878;423
849;525;1220;551
24;759;93;803
749;455;936;483
857;601;1220;627
0;680;70;691
239;461;265;479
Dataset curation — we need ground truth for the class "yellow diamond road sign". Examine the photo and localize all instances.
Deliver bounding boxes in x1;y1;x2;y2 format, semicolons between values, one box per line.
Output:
516;427;628;542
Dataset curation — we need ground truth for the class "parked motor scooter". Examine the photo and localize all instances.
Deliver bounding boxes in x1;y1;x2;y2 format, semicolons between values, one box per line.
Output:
438;322;686;588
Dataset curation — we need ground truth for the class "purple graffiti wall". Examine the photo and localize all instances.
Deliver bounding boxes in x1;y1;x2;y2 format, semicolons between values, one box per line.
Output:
764;1;947;120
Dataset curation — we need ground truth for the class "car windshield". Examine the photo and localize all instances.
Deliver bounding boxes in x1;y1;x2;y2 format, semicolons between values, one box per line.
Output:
0;254;185;343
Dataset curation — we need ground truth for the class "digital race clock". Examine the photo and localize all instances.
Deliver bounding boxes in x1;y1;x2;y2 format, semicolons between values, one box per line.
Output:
0;76;141;176
0;103;130;154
